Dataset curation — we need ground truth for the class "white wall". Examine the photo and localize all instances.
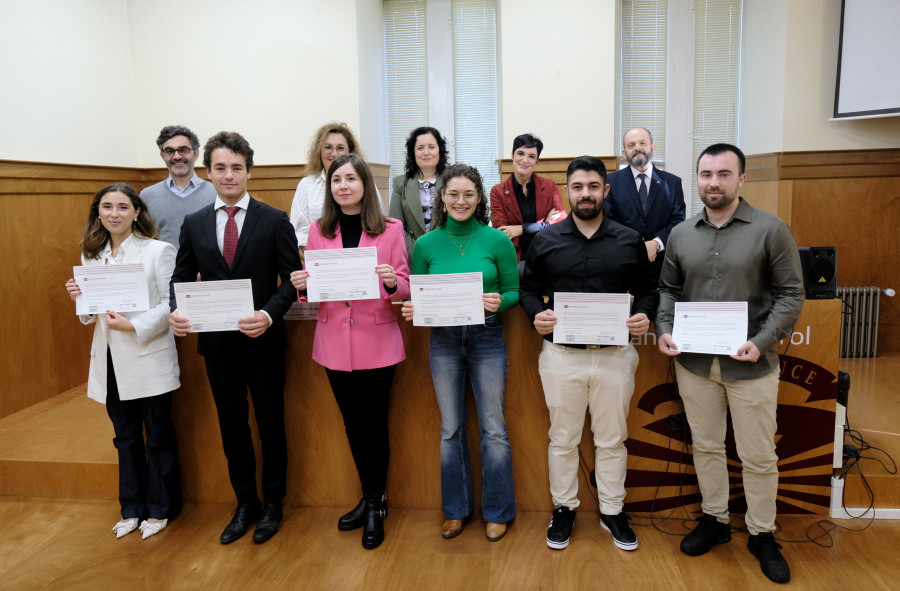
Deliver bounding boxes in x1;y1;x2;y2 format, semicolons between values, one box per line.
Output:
2;0;896;169
0;0;384;168
128;0;366;166
0;0;139;166
498;0;617;158
742;0;900;154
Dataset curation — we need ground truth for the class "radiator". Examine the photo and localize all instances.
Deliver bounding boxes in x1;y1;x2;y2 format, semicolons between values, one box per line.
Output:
836;287;880;358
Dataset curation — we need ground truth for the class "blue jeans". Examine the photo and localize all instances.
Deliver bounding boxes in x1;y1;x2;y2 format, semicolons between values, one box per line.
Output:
429;318;516;523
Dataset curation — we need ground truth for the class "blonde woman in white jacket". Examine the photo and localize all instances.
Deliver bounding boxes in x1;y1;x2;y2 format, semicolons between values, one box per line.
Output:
66;183;182;540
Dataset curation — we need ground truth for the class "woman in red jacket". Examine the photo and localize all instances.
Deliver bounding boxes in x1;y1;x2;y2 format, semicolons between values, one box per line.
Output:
489;133;566;265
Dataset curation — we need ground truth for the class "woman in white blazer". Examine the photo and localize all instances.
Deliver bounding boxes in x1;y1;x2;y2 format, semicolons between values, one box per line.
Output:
66;183;182;540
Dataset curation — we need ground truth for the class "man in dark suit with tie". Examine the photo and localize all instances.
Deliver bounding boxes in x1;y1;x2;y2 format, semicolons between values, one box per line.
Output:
169;131;301;545
604;127;686;280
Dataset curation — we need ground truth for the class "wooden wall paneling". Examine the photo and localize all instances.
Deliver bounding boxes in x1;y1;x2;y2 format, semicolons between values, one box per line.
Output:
7;191;96;418
738;179;784;221
744;149;900;353
0;159;391;421
790;176;900;353
384;318;444;509
0;160;149;419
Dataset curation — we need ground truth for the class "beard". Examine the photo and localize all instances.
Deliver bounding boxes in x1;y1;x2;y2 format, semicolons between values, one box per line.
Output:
699;190;738;211
571;197;603;221
626;148;653;169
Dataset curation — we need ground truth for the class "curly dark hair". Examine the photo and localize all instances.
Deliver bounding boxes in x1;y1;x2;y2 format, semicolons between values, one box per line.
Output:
429;163;489;229
155;125;200;150
203;131;254;169
404;126;448;179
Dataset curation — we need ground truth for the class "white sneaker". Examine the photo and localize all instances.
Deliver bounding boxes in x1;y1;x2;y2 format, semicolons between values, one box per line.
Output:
139;519;168;539
112;518;139;539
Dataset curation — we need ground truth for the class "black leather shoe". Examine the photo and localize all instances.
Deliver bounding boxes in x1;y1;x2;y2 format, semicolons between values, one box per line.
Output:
220;503;262;545
361;498;386;549
253;503;283;544
338;498;367;531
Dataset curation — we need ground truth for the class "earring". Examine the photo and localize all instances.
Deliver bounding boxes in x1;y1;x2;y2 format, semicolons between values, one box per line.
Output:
442;204;447;212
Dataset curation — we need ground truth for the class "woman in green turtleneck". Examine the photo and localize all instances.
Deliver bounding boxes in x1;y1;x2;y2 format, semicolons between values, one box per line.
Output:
401;163;519;543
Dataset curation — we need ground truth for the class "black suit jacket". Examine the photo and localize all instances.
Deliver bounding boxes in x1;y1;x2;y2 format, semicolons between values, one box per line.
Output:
604;166;686;278
169;197;302;358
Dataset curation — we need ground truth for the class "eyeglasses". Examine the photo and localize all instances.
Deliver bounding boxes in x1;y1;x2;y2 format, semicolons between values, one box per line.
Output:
162;147;193;157
444;191;478;202
323;144;348;155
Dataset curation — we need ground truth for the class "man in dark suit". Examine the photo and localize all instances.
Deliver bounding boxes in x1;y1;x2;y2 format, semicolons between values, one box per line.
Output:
604;127;686;280
169;131;301;545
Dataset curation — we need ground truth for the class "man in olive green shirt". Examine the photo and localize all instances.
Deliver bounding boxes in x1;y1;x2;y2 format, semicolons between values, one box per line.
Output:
656;143;804;584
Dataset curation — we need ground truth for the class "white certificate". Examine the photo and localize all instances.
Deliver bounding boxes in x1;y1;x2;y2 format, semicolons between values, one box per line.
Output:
672;301;748;354
284;301;320;321
410;272;484;327
552;292;631;345
74;264;149;315
305;247;380;302
173;279;254;333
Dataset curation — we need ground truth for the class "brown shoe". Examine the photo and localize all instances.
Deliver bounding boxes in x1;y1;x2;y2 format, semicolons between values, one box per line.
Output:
441;519;464;539
485;522;508;542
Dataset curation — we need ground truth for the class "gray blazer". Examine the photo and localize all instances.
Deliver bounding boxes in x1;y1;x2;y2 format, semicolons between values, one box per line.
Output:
389;174;443;260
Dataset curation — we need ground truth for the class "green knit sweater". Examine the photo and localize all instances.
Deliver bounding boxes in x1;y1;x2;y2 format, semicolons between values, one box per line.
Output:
411;216;519;312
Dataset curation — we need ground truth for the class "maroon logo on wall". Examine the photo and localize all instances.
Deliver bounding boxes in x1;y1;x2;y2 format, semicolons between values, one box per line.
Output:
623;355;837;514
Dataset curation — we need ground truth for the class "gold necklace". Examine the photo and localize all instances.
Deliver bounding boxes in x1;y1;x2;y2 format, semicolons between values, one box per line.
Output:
448;229;477;256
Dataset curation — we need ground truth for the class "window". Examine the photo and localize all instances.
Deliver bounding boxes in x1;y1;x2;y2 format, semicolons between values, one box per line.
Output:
384;0;429;181
383;0;499;188
619;0;743;214
691;0;743;213
619;0;668;168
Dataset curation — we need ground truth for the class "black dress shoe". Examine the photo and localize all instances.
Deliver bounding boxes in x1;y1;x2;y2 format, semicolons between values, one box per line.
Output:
361;498;386;550
220;503;262;545
253;503;283;544
338;498;367;531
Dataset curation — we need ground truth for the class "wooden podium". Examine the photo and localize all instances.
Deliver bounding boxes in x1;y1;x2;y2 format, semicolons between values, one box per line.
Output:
171;299;840;516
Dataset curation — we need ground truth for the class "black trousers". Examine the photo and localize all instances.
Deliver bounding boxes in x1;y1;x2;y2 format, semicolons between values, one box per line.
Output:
105;348;182;520
204;347;288;507
325;365;396;502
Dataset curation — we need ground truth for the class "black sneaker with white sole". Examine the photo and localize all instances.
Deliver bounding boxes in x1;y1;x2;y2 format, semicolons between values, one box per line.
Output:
546;506;575;550
600;512;638;551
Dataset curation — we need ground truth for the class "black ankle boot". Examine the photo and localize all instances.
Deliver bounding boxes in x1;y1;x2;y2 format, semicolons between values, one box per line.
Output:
338;498;366;531
362;497;387;549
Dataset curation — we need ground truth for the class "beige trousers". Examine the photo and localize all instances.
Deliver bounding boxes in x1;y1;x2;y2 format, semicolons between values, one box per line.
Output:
538;341;639;514
675;357;780;534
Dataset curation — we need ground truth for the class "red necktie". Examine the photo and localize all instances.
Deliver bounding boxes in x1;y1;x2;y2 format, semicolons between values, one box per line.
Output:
223;206;239;268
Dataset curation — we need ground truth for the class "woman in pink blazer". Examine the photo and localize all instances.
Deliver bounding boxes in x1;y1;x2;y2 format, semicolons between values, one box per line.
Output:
290;154;410;550
65;183;182;541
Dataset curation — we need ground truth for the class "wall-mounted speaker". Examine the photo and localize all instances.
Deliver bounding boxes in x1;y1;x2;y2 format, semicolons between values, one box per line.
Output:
798;246;837;299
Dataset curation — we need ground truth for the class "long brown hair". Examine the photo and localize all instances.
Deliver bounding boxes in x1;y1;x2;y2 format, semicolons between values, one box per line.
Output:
80;183;159;259
306;122;362;177
318;154;386;239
